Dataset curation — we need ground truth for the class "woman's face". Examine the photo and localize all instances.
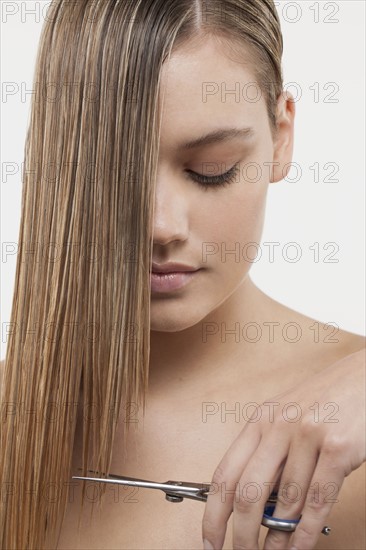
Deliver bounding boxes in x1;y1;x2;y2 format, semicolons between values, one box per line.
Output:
150;35;294;332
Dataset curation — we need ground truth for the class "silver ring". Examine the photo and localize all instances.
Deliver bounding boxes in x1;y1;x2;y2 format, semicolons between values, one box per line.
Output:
262;504;331;535
262;506;299;532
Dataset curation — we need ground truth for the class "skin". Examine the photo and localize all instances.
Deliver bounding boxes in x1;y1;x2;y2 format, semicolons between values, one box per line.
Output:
2;33;365;550
149;34;290;336
146;34;366;550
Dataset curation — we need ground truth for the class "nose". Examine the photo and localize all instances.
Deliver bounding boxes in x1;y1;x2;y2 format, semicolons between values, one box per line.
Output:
152;164;189;246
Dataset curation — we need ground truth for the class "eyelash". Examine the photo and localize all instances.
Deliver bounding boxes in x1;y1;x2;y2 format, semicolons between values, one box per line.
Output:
186;163;240;190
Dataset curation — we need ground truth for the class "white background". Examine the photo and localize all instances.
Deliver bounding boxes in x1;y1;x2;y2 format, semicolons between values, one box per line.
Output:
1;1;365;359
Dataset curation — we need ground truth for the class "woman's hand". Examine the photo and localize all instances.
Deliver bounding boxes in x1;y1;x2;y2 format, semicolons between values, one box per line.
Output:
202;347;366;550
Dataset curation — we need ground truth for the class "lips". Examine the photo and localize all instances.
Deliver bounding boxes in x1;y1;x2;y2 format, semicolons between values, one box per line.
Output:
151;262;199;274
150;263;201;293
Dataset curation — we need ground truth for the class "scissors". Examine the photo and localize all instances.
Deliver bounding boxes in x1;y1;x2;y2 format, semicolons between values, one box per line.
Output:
72;469;331;536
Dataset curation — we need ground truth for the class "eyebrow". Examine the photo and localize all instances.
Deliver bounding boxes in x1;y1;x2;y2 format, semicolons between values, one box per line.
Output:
178;127;255;150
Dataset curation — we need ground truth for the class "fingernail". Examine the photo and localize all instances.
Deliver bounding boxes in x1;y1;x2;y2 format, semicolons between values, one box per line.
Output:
203;539;214;550
290;547;298;550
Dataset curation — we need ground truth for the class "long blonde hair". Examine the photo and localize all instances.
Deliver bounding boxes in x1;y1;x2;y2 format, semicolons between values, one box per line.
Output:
0;1;283;548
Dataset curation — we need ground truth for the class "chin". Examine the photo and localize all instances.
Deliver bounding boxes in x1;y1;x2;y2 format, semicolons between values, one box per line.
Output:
150;316;198;333
150;320;195;333
150;302;205;333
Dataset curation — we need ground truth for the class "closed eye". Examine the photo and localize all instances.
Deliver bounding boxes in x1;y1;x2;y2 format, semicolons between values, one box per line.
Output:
185;162;240;190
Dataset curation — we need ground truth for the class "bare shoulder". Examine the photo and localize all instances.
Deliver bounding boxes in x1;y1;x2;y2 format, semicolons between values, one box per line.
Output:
328;326;365;355
265;291;366;370
321;325;365;366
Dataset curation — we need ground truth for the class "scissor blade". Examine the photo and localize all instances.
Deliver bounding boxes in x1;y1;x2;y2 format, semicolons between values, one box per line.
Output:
74;468;154;484
72;474;206;497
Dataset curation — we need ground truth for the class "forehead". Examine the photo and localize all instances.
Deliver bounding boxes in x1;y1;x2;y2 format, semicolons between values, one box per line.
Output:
158;36;267;156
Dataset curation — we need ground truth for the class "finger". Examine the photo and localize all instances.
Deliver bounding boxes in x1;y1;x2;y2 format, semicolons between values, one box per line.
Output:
231;435;289;549
263;436;318;550
202;424;261;550
290;445;345;550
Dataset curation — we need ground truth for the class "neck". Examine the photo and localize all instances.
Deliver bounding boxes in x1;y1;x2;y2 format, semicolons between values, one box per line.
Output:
148;275;273;393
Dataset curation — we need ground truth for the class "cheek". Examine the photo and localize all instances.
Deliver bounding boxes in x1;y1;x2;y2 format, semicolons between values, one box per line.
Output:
194;143;271;247
196;183;268;255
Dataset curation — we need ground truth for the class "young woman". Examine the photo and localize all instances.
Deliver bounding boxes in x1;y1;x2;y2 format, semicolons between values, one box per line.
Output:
1;1;365;549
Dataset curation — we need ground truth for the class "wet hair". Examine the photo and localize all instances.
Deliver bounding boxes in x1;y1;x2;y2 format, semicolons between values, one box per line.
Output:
0;1;283;548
